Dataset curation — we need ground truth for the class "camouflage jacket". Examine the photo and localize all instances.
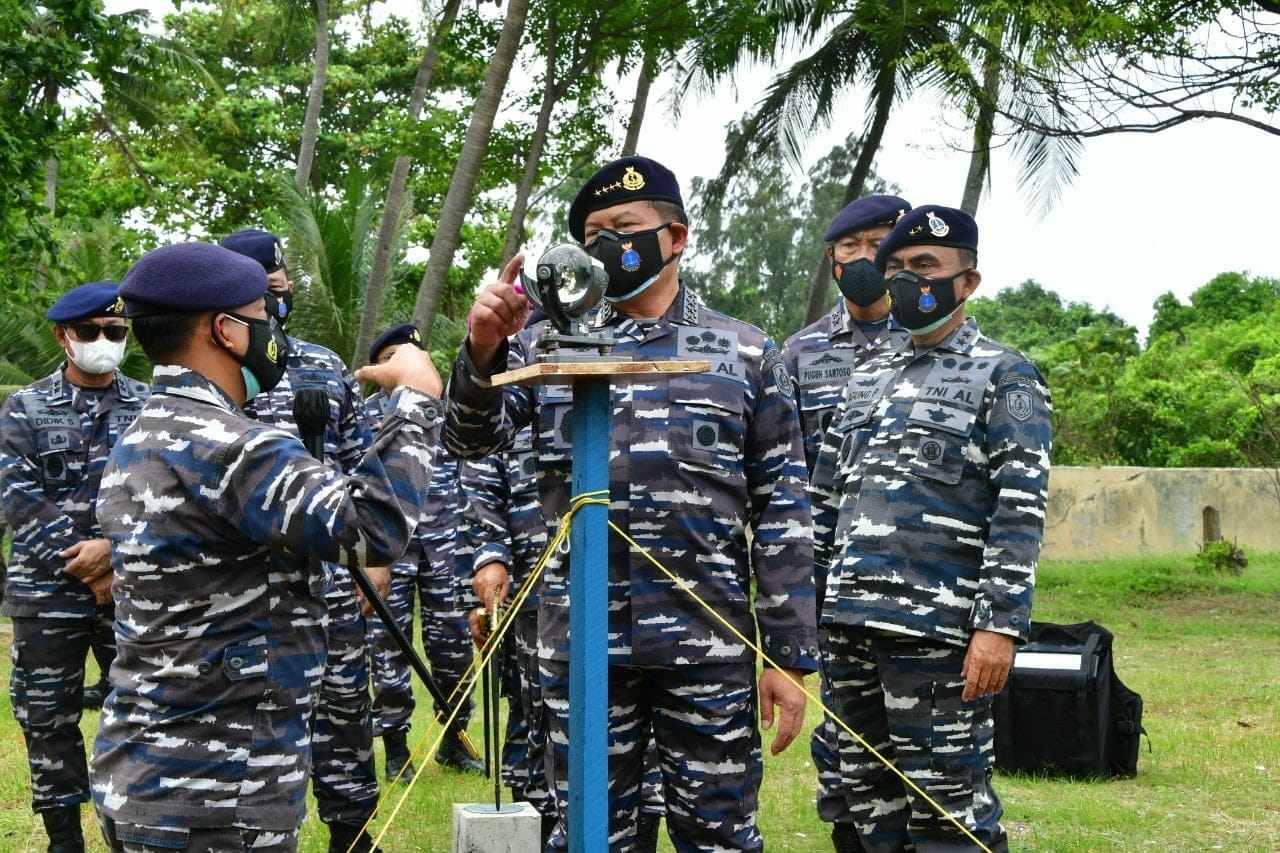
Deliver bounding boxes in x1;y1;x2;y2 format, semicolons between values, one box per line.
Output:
90;365;439;830
810;318;1052;648
458;424;546;614
0;366;149;618
445;282;818;671
245;335;374;603
782;301;909;477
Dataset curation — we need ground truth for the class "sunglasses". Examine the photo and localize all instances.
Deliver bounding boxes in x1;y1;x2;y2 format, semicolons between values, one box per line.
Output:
65;323;129;343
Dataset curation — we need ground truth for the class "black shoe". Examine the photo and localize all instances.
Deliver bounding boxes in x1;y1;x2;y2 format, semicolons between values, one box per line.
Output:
82;678;109;711
382;730;415;783
327;820;381;853
434;729;485;773
41;805;84;853
634;811;661;853
831;822;864;853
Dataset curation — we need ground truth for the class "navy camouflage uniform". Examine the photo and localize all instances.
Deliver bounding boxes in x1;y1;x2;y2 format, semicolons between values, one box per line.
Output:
243;336;383;828
1;368;148;814
363;393;475;742
782;301;908;830
90;364;438;844
811;317;1052;851
446;282;818;852
458;424;551;815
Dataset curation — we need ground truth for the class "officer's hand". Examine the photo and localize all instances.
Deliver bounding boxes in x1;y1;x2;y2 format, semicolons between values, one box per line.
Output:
472;561;511;611
961;629;1015;701
87;571;113;605
60;538;112;583
466;254;529;374
759;667;807;756
354;342;443;398
467;607;488;646
357;565;392;617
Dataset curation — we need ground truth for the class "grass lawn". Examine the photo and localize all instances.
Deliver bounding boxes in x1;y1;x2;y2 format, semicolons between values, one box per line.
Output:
1;552;1277;851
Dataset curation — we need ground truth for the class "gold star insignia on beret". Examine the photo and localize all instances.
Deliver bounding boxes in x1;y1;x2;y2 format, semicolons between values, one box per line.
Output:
909;225;924;236
594;180;624;198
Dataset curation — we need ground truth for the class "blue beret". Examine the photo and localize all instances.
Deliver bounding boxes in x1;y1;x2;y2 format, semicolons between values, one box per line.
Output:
45;281;124;323
874;205;979;271
221;228;286;273
824;195;912;242
369;323;422;363
568;156;683;243
119;243;269;314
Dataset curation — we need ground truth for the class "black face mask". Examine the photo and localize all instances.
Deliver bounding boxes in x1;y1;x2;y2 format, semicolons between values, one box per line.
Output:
214;311;290;400
887;268;972;335
833;257;888;307
266;288;293;325
585;223;678;302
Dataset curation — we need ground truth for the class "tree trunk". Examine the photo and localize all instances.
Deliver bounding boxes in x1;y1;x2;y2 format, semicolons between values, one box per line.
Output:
42;81;60;213
961;38;1002;214
295;0;329;191
500;17;559;262
354;0;462;366
622;48;657;156
802;69;897;326
411;0;530;336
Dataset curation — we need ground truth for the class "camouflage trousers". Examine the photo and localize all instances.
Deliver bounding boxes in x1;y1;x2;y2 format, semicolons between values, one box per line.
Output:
98;815;300;852
823;626;1008;852
9;613;114;811
495;609;552;816
366;564;475;737
311;576;377;825
811;626;855;826
541;660;760;853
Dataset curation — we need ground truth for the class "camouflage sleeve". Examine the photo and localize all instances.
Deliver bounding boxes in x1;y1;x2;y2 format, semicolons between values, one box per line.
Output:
0;396;81;563
335;363;376;475
972;359;1053;642
748;345;818;672
444;337;531;460
807;401;844;607
458;451;520;589
213;387;441;568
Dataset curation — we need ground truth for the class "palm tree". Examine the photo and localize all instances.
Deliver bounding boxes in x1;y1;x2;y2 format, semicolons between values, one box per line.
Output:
355;0;463;368
410;0;530;338
295;0;330;190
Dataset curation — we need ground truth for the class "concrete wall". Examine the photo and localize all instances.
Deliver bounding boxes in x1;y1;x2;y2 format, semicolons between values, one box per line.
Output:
1043;467;1280;559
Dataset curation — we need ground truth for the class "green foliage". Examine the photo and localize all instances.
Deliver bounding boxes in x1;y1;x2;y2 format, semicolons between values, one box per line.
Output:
1193;539;1249;577
968;279;1129;353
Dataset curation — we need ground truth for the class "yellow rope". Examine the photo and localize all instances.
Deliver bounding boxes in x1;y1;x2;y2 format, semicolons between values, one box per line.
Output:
366;487;991;852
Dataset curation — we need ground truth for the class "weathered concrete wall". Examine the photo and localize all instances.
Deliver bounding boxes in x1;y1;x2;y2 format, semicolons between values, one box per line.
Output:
1043;467;1280;559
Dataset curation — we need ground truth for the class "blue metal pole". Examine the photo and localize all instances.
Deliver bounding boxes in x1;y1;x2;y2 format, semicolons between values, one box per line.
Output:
568;377;610;853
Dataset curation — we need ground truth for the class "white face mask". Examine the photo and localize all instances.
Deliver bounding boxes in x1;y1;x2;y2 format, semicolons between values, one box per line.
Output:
66;338;126;375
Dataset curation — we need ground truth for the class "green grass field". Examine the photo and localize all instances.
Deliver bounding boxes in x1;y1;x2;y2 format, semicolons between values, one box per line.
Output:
1;553;1277;851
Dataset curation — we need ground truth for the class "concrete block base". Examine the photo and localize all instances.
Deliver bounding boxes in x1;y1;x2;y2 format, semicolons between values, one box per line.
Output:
452;801;542;853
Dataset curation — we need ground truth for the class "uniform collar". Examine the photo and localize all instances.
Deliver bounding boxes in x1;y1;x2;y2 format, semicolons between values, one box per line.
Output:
591;279;704;337
151;364;240;412
909;316;982;357
47;365;140;407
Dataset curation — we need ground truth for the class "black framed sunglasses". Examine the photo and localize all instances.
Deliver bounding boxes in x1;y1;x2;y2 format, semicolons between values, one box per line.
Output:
65;323;129;343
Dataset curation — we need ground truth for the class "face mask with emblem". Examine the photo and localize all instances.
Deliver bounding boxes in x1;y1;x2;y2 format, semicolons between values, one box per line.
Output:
887;268;972;336
585;223;678;302
214;311;290;401
832;257;888;307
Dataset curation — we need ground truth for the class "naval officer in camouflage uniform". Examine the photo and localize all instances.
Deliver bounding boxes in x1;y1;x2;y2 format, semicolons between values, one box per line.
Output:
220;228;388;853
89;242;442;853
1;282;148;852
363;324;481;781
448;155;817;852
811;206;1052;852
781;195;911;850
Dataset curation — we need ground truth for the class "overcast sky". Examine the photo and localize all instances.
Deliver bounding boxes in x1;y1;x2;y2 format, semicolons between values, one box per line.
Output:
635;72;1278;342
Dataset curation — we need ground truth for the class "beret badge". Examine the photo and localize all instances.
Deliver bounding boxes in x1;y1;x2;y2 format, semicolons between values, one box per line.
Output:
622;166;645;191
927;212;950;238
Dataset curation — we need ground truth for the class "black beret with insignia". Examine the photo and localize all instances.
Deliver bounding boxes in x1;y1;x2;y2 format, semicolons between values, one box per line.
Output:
823;195;912;242
222;228;286;273
568;155;684;243
45;281;124;323
875;205;979;271
369;323;423;363
119;243;269;315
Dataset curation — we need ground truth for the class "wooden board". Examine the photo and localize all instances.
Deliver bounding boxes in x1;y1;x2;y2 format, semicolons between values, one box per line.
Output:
491;359;710;388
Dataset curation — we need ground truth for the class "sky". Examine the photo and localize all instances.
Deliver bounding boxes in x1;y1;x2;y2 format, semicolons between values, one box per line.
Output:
634;76;1279;342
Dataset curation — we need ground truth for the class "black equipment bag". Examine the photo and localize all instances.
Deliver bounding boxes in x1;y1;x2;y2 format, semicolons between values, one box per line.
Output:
993;620;1147;779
